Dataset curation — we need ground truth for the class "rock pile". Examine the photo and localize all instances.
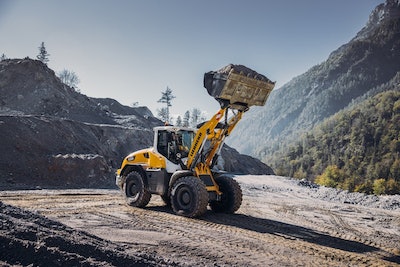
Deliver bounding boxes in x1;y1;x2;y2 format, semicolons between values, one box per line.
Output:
0;58;273;189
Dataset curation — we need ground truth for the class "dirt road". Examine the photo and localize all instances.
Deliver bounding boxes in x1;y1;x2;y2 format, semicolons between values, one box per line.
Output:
1;175;399;266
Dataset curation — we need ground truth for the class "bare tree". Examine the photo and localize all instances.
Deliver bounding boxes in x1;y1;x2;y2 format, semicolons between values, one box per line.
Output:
157;86;175;122
0;53;6;61
58;69;80;91
37;42;50;64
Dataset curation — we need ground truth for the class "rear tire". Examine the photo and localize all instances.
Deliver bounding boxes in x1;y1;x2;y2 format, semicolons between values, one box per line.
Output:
123;171;151;208
171;176;208;218
210;176;242;213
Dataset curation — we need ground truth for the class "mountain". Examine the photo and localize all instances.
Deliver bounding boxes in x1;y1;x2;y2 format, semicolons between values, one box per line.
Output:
0;58;272;189
228;0;400;160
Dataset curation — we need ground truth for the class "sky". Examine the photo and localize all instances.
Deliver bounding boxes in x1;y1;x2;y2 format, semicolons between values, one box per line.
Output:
0;0;383;120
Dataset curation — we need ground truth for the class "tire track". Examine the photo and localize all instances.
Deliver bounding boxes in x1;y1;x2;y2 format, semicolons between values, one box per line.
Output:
84;202;396;266
1;190;399;266
245;196;400;266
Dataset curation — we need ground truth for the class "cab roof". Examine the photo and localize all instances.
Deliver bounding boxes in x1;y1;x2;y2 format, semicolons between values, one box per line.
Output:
153;126;195;132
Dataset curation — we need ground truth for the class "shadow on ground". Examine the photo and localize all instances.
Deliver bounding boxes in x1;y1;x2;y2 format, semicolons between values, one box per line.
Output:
147;205;400;264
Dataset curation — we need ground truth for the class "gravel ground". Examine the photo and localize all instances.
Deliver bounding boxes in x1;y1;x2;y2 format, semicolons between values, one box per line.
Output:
1;175;399;266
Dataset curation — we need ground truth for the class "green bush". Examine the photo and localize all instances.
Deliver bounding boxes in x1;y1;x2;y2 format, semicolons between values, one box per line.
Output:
315;165;345;188
355;180;373;194
385;178;400;195
373;178;387;195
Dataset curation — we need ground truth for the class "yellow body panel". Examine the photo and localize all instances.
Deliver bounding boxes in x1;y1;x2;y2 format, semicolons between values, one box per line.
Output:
117;148;166;176
194;162;220;194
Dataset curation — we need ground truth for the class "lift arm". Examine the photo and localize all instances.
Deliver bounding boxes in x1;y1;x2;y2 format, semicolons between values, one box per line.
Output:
187;64;275;173
186;106;244;172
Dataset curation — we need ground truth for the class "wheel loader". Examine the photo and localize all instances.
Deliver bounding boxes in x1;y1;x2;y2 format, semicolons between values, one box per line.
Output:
116;64;275;217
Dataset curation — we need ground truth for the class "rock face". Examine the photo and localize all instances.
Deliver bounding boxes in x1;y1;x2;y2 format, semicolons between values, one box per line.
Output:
0;58;273;189
355;0;400;41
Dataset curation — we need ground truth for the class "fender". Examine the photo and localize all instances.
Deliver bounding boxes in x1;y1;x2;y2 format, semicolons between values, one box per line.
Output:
120;164;149;187
169;170;194;188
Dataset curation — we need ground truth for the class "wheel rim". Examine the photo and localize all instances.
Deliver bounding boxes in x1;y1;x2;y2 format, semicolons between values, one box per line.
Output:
171;177;209;217
176;186;192;209
126;180;140;200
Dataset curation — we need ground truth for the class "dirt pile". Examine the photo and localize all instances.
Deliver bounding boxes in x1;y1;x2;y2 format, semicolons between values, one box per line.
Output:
0;58;274;189
221;145;274;175
0;58;157;125
0;114;153;188
215;63;274;83
0;201;172;266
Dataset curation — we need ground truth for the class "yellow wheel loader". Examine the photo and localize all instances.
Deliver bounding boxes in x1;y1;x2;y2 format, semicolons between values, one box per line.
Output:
116;64;275;217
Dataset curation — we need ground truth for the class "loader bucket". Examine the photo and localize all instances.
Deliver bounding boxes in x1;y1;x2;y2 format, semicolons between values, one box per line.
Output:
204;64;275;110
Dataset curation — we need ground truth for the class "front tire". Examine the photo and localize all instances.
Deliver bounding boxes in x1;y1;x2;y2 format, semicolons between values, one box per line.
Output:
210;176;242;213
161;194;171;207
123;171;151;208
170;176;208;218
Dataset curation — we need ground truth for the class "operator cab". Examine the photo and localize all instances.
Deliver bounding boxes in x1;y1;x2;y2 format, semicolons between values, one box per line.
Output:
154;126;195;166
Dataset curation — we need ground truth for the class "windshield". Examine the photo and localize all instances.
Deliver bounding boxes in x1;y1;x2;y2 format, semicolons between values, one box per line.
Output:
156;128;195;164
179;130;195;154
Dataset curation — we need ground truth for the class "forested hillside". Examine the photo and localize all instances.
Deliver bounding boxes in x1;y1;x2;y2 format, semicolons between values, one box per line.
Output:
271;87;400;195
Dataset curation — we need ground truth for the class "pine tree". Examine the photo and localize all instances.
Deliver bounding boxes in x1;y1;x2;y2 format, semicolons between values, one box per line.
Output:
157;87;175;122
176;116;182;126
37;42;50;64
183;111;190;127
190;108;201;127
190;108;206;127
157;107;169;123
